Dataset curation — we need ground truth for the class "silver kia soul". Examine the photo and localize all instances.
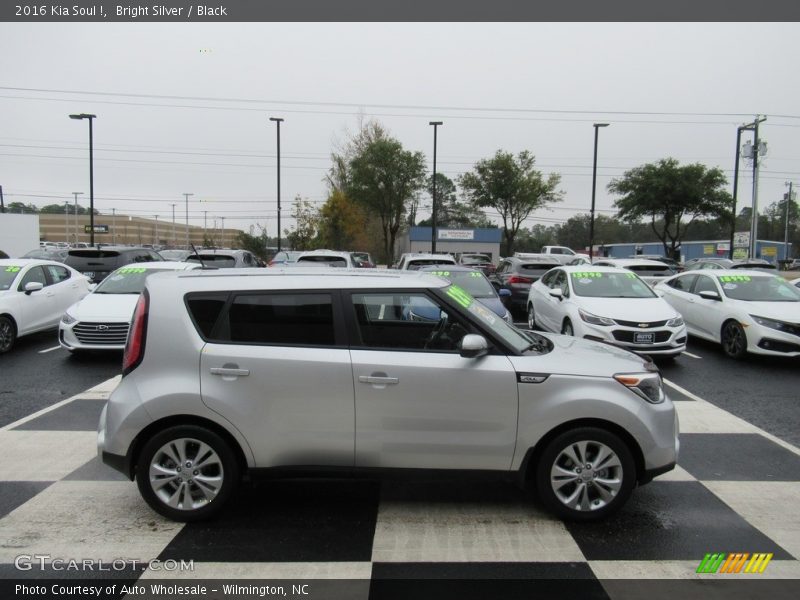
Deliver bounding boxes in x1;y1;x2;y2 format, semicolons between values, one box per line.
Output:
98;269;679;522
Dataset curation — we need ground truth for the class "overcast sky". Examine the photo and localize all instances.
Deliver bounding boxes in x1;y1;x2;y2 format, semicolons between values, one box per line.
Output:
2;22;799;239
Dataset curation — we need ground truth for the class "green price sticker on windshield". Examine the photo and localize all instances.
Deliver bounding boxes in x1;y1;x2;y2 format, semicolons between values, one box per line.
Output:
431;270;451;278
446;284;473;308
117;267;147;274
470;272;482;278
571;271;602;279
719;275;751;283
5;266;21;273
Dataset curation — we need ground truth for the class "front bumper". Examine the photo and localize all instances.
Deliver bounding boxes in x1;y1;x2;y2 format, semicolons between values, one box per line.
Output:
59;319;129;351
582;322;687;356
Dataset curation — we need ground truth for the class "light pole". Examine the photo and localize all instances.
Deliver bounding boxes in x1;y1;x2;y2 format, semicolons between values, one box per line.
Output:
221;216;226;247
154;215;159;246
111;208;116;244
269;117;284;252
72;192;83;244
64;202;69;242
729;126;745;259
69;113;96;246
171;203;177;246
183;193;193;249
429;121;443;253
203;210;208;245
785;181;794;261
590;123;609;261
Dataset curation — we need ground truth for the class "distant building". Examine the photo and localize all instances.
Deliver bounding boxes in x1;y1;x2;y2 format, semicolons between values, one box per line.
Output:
396;227;502;261
599;239;791;263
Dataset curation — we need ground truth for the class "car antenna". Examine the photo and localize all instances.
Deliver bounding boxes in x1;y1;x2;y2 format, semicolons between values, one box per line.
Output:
190;243;207;269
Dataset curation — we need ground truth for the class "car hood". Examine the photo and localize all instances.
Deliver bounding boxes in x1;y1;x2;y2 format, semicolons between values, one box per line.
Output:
510;331;652;378
737;300;800;322
66;292;140;321
574;297;679;321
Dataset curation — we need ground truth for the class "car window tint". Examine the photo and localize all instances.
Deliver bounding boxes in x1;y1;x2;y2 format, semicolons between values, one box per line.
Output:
46;265;71;284
227;293;335;346
351;292;469;351
668;274;697;291
0;266;23;290
19;266;47;290
185;293;229;338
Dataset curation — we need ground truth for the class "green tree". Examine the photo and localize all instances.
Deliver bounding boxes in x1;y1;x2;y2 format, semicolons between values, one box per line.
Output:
7;202;39;214
459;150;563;256
317;190;366;250
608;158;732;259
234;229;269;262
417;173;494;229
282;196;319;251
348;136;427;263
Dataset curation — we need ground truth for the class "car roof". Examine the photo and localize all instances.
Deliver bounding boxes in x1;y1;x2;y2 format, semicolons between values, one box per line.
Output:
561;265;639;274
677;269;778;278
111;261;200;271
595;258;673;267
146;268;450;292
405;253;455;260
419;265;484;273
298;249;351;258
0;258;67;267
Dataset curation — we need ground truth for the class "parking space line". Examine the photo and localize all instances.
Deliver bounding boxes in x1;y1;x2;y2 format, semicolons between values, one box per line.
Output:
38;346;62;354
681;351;703;359
663;378;800;458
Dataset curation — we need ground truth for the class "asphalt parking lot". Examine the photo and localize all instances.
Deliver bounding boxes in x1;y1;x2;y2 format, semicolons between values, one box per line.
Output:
0;328;798;599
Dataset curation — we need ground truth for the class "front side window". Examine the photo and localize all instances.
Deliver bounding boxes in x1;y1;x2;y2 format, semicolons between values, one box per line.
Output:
667;274;697;292
693;275;718;295
227;293;335;345
46;265;71;284
18;266;47;290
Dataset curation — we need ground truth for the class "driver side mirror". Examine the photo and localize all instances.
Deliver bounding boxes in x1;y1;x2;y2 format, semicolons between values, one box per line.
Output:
24;282;44;295
698;290;721;301
498;288;511;297
548;288;564;300
459;334;489;358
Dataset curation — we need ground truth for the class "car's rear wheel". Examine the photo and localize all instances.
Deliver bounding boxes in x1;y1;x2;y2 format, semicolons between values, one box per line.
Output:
0;316;17;354
535;427;636;521
136;425;239;521
721;320;747;359
527;304;537;329
561;319;574;336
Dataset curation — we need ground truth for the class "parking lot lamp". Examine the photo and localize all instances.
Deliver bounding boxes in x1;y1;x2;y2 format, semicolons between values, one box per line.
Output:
72;192;83;243
69;114;96;246
269;117;284;252
429;121;443;253
589;123;609;261
183;193;193;249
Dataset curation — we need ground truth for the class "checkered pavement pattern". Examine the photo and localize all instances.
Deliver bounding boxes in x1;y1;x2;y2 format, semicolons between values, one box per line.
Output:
0;376;798;598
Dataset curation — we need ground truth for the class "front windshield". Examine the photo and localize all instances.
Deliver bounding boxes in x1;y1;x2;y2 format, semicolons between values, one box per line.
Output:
187;255;236;268
298;256;347;267
94;267;172;294
570;271;656;298
460;255;490;265
442;283;548;354
0;266;22;291
717;275;800;302
408;259;455;270
429;270;495;297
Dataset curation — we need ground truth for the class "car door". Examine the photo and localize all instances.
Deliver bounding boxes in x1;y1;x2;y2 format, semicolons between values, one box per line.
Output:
44;264;85;318
538;269;566;332
347;290;518;471
198;291;355;467
659;274;697;327
529;270;555;331
15;266;54;334
686;274;726;341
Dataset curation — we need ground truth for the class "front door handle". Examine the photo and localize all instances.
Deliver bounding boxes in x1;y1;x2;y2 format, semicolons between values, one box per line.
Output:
358;375;399;385
210;367;250;377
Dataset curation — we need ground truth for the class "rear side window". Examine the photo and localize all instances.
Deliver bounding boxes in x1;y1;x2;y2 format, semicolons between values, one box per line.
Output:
46;265;71;283
186;293;229;338
298;256;347;268
227;293;335;346
519;262;560;276
628;265;674;276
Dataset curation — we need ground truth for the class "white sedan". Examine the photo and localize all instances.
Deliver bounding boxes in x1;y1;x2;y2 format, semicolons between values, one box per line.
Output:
0;259;90;353
527;265;687;359
654;270;800;359
59;261;201;352
592;258;676;287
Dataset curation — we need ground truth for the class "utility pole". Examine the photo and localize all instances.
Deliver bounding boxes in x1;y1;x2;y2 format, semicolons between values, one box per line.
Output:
0;185;5;213
729;126;744;259
269;117;284;252
183;193;193;249
154;215;159;246
204;210;208;245
111;208;116;245
221;216;225;247
429;121;443;253
740;115;767;259
171;203;177;246
786;181;794;261
72;192;83;244
64;202;69;242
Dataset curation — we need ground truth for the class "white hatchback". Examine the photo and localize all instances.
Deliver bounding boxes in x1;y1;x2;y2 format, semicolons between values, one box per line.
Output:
59;261;202;352
0;259;90;353
527;265;687;359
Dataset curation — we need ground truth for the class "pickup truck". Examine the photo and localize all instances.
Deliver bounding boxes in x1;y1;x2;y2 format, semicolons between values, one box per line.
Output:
514;246;590;265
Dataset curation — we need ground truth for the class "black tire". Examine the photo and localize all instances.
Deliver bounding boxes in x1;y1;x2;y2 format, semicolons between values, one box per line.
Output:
0;316;16;354
721;320;748;360
561;319;574;336
535;427;636;521
527;303;537;330
136;425;240;522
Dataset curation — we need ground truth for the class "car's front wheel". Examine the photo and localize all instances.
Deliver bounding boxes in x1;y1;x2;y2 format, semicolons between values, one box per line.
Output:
535;427;636;521
561;319;574;336
136;425;240;521
721;320;748;359
527;304;537;329
0;316;16;354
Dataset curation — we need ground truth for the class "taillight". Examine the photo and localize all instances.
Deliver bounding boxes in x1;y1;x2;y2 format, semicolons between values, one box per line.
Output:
507;275;533;284
122;290;149;376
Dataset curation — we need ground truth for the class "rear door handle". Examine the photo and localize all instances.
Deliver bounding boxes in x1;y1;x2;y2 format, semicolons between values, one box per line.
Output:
210;367;250;377
358;375;399;385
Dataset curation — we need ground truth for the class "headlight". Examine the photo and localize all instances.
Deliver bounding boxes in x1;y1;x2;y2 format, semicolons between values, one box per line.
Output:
749;314;790;332
614;372;665;404
666;315;684;327
579;308;615;326
61;312;76;325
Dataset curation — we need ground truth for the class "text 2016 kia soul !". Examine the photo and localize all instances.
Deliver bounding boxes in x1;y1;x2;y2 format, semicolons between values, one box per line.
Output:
99;269;679;522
